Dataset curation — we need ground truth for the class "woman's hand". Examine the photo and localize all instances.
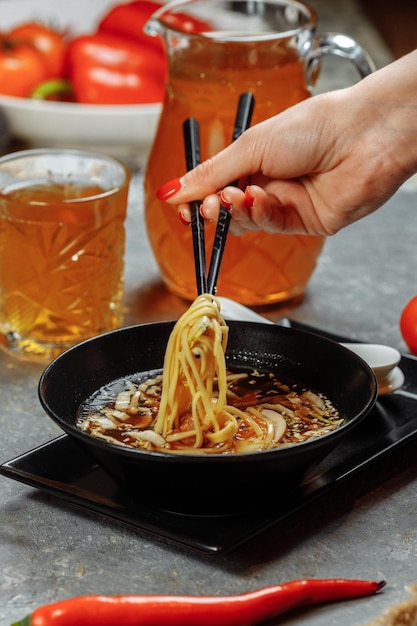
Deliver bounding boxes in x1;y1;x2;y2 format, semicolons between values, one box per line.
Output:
157;50;417;236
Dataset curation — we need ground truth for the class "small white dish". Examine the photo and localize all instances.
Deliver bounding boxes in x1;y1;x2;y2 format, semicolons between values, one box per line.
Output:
377;366;405;396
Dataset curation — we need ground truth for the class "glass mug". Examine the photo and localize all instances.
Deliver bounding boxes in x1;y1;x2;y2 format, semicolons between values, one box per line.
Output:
0;149;131;361
144;0;376;305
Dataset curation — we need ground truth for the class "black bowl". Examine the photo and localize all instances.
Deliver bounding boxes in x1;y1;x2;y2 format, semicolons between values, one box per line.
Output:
38;321;377;515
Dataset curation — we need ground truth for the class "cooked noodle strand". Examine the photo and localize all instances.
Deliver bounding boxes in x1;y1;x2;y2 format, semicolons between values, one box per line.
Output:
153;295;233;449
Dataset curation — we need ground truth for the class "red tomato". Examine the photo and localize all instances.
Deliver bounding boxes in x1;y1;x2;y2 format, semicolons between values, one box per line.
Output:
0;41;47;97
7;22;67;79
98;1;212;44
98;0;164;54
400;295;417;354
162;11;212;33
67;33;165;104
74;66;164;104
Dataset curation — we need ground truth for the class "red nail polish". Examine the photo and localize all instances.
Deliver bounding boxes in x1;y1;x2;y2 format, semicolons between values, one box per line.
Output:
156;178;182;201
220;191;232;211
200;205;212;222
178;210;191;226
244;186;254;209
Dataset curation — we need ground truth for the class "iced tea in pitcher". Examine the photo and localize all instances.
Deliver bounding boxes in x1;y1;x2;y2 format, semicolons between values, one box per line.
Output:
144;0;374;304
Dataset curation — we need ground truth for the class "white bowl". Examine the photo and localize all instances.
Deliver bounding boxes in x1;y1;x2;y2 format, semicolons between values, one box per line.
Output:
0;0;162;166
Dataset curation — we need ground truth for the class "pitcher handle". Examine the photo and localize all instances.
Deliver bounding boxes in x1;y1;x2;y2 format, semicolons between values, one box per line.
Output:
306;33;377;87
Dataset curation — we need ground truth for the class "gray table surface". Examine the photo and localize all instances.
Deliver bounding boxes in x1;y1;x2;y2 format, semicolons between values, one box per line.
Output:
2;2;417;625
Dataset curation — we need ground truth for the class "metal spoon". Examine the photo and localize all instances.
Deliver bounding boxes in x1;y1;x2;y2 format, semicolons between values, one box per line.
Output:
217;296;404;395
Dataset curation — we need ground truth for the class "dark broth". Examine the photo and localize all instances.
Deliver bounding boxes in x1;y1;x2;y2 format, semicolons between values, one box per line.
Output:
76;367;343;455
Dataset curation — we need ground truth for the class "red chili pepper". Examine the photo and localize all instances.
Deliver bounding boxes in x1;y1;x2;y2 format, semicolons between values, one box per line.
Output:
11;578;385;626
66;32;165;105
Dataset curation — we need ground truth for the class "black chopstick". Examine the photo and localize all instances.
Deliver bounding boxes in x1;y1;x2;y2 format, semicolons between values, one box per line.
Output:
183;117;207;295
183;93;255;297
206;92;255;295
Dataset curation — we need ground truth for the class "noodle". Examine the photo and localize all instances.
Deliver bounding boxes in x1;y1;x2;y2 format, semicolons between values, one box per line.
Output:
153;294;237;449
76;294;344;454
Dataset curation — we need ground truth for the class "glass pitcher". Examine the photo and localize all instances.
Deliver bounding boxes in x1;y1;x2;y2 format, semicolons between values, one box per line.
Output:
144;0;375;305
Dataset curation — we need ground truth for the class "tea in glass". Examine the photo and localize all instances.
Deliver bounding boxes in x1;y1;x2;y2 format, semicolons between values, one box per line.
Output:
0;149;130;360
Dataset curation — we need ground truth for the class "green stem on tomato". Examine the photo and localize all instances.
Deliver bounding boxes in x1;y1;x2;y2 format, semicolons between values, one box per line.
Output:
30;79;74;101
11;615;30;626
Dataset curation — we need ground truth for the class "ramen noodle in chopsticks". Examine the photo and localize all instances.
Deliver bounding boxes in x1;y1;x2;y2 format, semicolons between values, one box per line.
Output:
76;295;343;454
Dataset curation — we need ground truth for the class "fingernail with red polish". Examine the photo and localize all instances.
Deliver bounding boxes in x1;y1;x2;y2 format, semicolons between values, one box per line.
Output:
156;177;182;201
178;210;191;226
244;186;254;209
199;206;212;222
220;191;232;211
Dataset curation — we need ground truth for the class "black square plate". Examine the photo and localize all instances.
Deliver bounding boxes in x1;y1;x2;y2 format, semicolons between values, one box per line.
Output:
2;322;417;553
